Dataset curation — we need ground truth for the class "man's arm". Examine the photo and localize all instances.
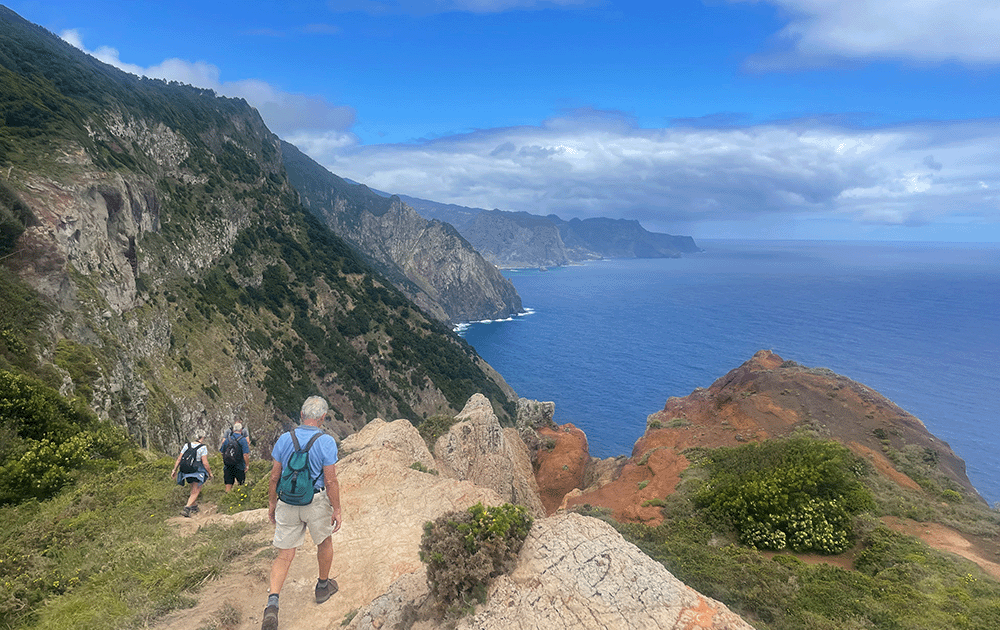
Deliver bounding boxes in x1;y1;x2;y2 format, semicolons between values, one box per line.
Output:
267;459;282;524
323;463;341;533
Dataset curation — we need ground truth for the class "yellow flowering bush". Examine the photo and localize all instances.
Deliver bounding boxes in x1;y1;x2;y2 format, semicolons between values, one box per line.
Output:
694;436;874;554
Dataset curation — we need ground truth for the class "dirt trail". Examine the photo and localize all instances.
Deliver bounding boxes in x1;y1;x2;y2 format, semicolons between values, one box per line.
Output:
156;506;362;630
882;516;1000;581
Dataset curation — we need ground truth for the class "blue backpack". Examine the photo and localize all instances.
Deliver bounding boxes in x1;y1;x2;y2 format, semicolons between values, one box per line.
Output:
276;430;325;506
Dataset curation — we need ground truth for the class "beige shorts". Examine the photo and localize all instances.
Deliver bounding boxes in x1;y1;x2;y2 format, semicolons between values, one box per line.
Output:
273;496;334;549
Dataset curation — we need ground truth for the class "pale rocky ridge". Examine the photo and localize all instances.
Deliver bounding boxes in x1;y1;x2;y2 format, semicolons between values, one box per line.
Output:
159;393;755;630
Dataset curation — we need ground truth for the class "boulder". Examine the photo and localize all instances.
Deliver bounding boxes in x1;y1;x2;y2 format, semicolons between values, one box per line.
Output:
434;394;547;518
348;513;756;630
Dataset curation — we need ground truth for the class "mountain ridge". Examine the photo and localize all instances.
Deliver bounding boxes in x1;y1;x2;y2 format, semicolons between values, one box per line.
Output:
370;189;703;268
281;141;522;324
0;6;516;459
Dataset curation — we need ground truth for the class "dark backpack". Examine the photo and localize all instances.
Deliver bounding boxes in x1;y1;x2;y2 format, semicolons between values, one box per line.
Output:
221;432;243;466
276;430;325;506
179;443;200;474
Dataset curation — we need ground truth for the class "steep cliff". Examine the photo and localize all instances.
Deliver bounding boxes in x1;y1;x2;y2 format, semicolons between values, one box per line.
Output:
554;215;702;260
462;209;572;268
0;7;515;456
393;193;702;268
281;142;523;324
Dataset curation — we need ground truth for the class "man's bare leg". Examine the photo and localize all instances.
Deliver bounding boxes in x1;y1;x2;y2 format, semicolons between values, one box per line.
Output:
316;535;332;581
269;547;297;595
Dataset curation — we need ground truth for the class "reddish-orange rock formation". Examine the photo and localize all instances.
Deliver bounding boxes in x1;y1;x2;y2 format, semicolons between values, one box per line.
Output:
536;350;982;525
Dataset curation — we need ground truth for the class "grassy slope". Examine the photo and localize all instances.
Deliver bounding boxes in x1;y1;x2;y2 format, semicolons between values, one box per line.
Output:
592;435;1000;630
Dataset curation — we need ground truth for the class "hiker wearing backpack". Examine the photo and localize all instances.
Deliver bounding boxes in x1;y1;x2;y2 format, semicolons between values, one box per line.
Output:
220;421;251;492
170;434;213;518
261;395;341;630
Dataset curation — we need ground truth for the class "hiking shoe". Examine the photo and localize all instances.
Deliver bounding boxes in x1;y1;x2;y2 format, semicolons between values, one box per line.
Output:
181;506;191;518
261;604;278;630
315;579;338;604
189;504;199;514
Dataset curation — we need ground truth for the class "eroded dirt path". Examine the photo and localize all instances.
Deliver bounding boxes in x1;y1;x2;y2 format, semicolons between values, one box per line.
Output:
882;516;1000;581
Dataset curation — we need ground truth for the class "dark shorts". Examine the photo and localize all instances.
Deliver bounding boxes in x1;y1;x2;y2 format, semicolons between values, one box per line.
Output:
223;464;246;486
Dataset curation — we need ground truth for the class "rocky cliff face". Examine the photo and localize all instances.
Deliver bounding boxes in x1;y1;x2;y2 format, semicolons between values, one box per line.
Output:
281;142;523;323
393;193;702;268
463;209;572;268
555;215;702;260
434;393;546;518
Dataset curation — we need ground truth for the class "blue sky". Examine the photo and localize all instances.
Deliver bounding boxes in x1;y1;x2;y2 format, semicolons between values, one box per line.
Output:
9;0;1000;241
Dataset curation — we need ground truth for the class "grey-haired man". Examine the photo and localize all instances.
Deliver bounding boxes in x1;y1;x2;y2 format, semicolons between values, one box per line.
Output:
261;396;342;630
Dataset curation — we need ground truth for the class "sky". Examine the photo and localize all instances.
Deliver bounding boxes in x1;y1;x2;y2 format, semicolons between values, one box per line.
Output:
9;0;1000;241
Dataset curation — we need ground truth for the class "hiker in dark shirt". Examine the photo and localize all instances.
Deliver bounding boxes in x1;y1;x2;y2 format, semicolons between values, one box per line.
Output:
170;434;213;517
220;421;251;492
261;396;341;630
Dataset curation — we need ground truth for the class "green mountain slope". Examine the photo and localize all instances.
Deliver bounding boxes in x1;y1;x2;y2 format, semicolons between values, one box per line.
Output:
0;6;515;458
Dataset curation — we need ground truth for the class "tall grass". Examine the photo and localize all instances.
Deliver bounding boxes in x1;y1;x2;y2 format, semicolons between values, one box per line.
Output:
0;454;268;630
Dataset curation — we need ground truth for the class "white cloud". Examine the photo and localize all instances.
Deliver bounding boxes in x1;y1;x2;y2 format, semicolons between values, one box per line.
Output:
730;0;1000;67
58;30;355;138
306;109;1000;233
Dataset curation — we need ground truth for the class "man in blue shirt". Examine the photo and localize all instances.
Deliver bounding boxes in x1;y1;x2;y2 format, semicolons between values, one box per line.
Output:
261;396;342;630
219;422;251;492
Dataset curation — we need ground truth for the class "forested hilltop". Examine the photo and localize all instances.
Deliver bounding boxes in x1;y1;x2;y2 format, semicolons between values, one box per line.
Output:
0;5;515;467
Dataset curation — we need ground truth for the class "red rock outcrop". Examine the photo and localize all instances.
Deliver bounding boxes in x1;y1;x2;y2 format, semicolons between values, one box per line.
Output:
540;350;982;525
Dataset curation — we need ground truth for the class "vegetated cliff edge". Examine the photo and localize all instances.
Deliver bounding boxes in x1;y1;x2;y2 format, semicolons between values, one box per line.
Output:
0;6;516;459
281;141;522;324
532;351;1000;578
539;350;984;521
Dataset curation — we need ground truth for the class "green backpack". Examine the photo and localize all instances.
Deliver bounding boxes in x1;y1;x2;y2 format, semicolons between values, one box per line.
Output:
276;430;325;506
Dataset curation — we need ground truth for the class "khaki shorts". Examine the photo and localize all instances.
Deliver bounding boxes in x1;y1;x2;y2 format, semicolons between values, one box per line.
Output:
273;496;334;549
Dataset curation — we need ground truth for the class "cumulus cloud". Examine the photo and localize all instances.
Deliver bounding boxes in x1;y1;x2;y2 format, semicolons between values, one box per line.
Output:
58;30;356;139
309;109;1000;233
730;0;1000;67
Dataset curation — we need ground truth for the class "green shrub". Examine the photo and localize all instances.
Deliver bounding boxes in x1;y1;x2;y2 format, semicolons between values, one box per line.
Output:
0;370;132;505
53;339;102;403
409;462;439;475
419;503;533;616
413;414;458;450
693;436;875;554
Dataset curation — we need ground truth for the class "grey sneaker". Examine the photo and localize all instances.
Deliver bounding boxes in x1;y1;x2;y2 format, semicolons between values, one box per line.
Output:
315;579;338;604
261;604;278;630
181;506;191;518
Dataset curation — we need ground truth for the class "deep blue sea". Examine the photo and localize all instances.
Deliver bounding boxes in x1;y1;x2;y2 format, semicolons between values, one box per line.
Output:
459;240;1000;505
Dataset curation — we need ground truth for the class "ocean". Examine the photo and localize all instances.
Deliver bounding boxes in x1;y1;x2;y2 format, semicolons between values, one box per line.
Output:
458;240;1000;505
